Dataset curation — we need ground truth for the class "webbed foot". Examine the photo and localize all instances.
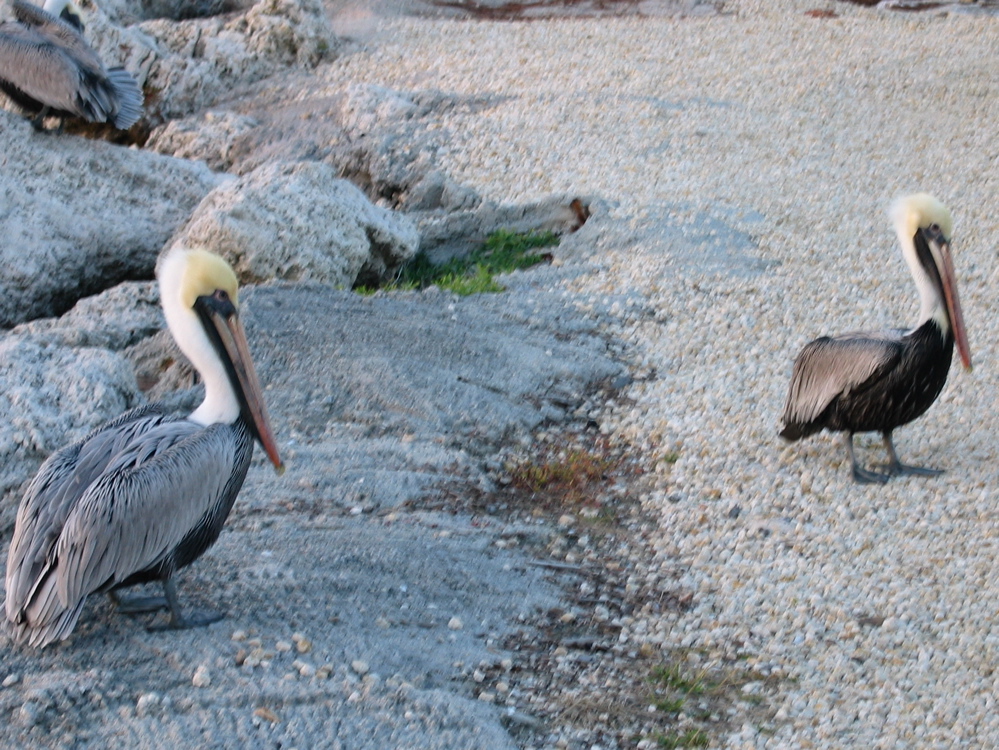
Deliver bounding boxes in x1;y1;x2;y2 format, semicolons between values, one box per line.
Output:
851;464;891;484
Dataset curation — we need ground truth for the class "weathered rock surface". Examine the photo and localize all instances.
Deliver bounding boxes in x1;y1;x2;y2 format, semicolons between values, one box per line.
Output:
22;0;340;123
0;337;142;519
138;0;336;118
148;82;590;259
0;269;621;532
0;111;222;328
169;161;420;286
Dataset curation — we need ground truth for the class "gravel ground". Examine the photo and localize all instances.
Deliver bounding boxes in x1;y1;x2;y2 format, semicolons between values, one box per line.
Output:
323;1;999;746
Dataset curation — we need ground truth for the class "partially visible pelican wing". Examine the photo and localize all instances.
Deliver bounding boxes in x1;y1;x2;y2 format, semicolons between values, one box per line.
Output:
780;331;904;437
1;0;129;124
10;0;103;71
0;21;85;113
44;421;240;620
5;405;165;618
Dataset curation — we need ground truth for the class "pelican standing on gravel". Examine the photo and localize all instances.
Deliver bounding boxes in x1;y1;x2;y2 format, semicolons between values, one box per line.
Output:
779;193;972;484
4;246;284;648
0;0;143;131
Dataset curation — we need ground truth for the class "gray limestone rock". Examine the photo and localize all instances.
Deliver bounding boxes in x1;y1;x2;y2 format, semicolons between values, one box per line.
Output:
0;111;222;328
0;337;142;530
135;0;339;118
169;161;420;287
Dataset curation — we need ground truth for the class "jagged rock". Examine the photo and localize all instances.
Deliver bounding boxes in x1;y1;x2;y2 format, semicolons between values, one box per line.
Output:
145;82;589;261
139;0;337;118
0;110;222;328
169;161;420;287
146;83;484;206
144;111;261;171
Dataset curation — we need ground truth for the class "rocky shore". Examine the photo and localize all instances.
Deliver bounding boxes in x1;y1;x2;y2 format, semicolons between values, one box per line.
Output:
3;0;999;748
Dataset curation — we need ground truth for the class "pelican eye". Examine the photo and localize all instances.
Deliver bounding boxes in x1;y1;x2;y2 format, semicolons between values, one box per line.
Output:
928;223;941;233
214;289;230;302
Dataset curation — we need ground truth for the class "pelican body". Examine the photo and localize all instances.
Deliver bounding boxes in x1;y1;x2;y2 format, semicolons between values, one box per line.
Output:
4;247;283;648
780;193;972;484
0;0;143;131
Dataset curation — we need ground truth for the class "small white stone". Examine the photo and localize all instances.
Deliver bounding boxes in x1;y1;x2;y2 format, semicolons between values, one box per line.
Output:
275;640;293;652
192;665;211;688
351;660;369;676
447;617;463;630
2;674;20;688
135;692;161;717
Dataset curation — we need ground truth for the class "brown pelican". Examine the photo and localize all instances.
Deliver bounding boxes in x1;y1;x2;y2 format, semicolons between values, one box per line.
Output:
779;193;972;484
0;0;143;131
3;246;283;648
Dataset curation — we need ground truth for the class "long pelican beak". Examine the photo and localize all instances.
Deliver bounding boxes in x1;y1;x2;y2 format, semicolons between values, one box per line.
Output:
937;239;972;372
205;309;285;474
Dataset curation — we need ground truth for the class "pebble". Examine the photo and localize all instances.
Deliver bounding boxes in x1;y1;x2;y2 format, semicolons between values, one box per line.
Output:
447;617;463;630
2;674;20;688
135;693;162;718
351;660;369;676
192;665;211;688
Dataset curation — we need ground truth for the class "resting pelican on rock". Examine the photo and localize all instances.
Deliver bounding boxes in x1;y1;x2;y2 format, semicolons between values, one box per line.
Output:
779;193;972;484
0;0;143;131
4;246;283;648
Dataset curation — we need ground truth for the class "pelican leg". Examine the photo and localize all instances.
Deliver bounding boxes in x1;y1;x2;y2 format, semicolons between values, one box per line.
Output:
146;577;223;631
28;106;50;132
108;589;168;614
845;433;890;484
879;431;944;478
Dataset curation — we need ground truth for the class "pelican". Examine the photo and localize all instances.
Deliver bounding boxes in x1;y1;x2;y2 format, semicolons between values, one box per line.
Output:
0;0;143;131
779;193;972;484
3;246;284;648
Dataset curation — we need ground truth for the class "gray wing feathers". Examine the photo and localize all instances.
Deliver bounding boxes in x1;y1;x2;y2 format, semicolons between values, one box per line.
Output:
12;0;101;65
5;413;236;647
781;334;902;428
105;67;142;128
0;0;143;126
0;25;83;112
55;428;235;608
5;407;163;614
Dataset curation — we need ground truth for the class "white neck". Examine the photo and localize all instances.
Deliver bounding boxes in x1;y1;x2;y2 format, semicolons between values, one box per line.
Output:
43;0;70;16
897;230;948;334
157;250;241;426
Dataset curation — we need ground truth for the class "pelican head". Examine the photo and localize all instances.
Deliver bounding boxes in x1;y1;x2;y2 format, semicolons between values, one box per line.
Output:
891;193;971;371
42;0;84;30
157;246;284;473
